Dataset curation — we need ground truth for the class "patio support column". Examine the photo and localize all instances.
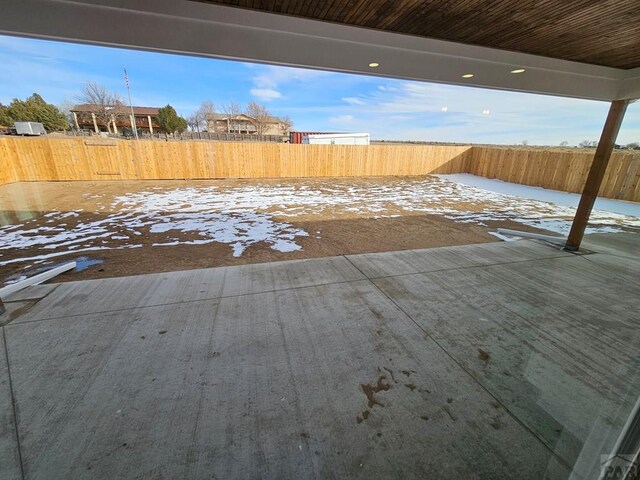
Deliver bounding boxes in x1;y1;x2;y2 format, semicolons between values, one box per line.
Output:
91;112;99;133
147;115;153;133
72;111;79;130
565;99;630;251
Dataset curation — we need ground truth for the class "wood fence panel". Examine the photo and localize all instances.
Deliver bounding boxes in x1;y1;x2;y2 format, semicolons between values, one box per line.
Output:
1;138;639;201
470;146;640;201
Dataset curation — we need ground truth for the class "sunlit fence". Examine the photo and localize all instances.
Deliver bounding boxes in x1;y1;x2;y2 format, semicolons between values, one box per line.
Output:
1;137;639;201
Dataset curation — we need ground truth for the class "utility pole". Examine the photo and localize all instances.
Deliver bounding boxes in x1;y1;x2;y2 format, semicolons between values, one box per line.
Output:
124;68;139;140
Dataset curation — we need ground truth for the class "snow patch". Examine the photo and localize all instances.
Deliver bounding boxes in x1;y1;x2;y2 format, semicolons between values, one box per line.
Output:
2;175;639;268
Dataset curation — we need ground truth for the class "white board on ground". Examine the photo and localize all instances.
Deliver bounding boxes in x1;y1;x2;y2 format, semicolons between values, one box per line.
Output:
0;262;76;298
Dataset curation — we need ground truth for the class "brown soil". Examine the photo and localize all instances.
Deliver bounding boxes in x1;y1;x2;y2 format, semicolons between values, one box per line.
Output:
0;178;552;284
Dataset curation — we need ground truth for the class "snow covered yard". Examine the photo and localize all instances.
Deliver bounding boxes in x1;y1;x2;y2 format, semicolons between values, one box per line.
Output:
1;174;639;284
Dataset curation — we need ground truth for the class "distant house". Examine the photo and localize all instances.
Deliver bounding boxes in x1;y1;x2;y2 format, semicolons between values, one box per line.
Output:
207;113;289;135
71;104;160;134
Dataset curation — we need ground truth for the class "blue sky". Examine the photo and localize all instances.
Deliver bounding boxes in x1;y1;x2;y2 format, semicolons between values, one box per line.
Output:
1;34;638;145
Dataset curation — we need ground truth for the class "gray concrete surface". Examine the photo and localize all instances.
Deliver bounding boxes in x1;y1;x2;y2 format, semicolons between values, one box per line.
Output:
0;328;22;480
0;234;638;479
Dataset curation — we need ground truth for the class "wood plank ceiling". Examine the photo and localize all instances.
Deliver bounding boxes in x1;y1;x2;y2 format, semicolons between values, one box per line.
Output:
193;0;640;69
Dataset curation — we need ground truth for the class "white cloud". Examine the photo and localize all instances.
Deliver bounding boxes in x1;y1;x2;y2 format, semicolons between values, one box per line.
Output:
342;97;366;105
248;65;330;102
329;114;355;126
311;79;640;145
250;88;282;101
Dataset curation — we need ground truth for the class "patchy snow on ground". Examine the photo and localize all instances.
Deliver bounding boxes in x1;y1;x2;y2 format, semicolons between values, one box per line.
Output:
1;175;639;268
438;173;640;217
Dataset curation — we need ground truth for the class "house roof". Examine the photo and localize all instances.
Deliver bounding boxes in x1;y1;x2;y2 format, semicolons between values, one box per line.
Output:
197;0;640;70
72;104;160;115
208;113;282;123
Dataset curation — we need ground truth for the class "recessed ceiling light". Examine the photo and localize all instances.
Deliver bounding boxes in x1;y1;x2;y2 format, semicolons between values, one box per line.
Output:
511;68;526;74
461;73;474;78
369;62;380;68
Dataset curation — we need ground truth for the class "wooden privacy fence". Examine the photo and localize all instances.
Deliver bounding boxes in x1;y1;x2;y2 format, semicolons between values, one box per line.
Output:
1;137;639;201
470;146;640;201
0;137;472;183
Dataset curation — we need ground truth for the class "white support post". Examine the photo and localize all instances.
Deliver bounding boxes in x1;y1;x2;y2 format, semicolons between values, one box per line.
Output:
91;112;99;133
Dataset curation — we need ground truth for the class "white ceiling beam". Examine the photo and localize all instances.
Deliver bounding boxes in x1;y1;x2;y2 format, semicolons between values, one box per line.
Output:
0;0;637;101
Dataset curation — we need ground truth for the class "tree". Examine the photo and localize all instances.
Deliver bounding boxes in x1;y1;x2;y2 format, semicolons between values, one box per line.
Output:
222;102;242;116
521;140;528;146
58;99;77;130
6;93;68;131
157;104;187;137
579;140;598;148
187;101;216;132
0;104;12;127
246;101;272;135
196;101;216;132
78;82;126;133
176;116;188;134
279;115;293;135
625;142;640;150
559;141;569;147
186;113;200;132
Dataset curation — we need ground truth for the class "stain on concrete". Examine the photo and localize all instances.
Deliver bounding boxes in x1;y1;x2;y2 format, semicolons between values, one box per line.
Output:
382;367;397;383
420;415;429;421
478;349;490;361
361;375;391;408
404;383;417;391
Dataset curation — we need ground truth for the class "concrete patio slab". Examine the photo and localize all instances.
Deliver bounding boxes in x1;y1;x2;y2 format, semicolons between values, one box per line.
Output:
581;232;640;258
12;256;364;323
373;253;640;479
3;284;58;302
346;238;572;278
0;328;21;480
4;280;570;480
1;234;637;479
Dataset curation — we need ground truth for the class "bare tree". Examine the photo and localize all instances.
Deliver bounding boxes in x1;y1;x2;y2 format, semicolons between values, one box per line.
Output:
196;100;216;131
246;101;272;135
222;102;243;116
559;140;569;147
78;82;126;133
279;115;293;135
58;98;77;130
186;113;201;132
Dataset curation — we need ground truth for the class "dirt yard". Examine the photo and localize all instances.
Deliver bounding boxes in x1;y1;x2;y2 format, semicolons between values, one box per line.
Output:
1;175;637;284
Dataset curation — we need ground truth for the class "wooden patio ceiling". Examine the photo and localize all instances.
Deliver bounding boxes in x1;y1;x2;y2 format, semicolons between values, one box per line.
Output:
195;0;640;69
